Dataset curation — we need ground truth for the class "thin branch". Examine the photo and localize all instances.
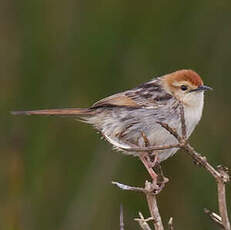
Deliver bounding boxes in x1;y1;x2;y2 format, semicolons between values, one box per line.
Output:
112;180;164;230
145;181;164;230
121;143;181;152
160;105;231;230
157;122;181;141
182;144;221;180
120;204;125;230
217;166;230;230
145;193;163;230
168;217;174;230
204;208;224;229
113;102;230;230
180;145;230;230
134;212;153;230
140;132;165;229
179;103;187;139
112;181;146;193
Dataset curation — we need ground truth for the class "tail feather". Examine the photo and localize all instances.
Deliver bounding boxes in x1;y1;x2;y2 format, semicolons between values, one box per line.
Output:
11;108;93;116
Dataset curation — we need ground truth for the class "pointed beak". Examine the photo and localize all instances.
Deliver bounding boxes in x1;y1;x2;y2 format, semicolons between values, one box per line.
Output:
190;85;213;92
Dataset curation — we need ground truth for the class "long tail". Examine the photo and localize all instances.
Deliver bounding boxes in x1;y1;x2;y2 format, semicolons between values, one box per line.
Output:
11;108;94;117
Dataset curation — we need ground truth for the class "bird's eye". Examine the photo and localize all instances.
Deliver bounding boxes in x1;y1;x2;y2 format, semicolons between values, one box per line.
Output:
180;85;188;91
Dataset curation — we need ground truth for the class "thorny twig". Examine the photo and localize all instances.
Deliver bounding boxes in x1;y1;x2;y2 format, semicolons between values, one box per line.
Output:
179;103;187;139
177;104;230;230
134;212;153;230
114;103;230;229
204;208;224;229
145;181;164;230
120;144;181;152
120;204;125;230
217;166;230;230
112;181;146;193
113;180;164;230
168;217;174;230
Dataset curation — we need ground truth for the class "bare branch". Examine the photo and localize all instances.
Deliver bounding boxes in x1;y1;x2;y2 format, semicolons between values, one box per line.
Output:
204;208;224;229
145;181;164;230
112;180;164;230
146;104;230;229
161;105;231;230
179;103;187;139
134;212;153;230
112;181;146;193
120;204;125;230
168;217;174;230
157;121;181;141
182;144;221;180
156;105;227;183
113;103;230;230
217;166;230;230
120;143;181;152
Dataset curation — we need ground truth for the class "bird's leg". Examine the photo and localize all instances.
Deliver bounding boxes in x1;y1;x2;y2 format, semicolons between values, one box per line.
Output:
140;132;169;190
139;154;158;181
139;152;168;192
149;152;159;168
140;132;159;182
140;131;159;168
153;161;169;189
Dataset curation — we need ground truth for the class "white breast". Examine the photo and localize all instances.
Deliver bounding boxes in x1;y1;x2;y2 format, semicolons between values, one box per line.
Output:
183;92;204;137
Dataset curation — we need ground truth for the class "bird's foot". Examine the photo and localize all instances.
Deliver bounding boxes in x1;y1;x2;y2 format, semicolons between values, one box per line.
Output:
139;154;159;181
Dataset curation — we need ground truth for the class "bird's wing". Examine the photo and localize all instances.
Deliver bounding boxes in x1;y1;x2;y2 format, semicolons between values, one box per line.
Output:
91;93;141;108
92;78;173;109
13;78;174;116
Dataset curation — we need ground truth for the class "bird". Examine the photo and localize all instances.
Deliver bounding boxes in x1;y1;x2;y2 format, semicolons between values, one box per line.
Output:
12;69;212;165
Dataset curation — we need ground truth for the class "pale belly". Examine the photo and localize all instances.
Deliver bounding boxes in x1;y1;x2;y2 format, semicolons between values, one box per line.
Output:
88;101;203;162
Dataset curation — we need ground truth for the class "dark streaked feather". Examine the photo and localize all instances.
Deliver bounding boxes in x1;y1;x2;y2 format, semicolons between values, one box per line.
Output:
12;77;170;117
91;78;171;109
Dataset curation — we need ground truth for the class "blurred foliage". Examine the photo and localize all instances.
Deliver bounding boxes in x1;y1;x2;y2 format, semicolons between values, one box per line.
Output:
1;0;231;229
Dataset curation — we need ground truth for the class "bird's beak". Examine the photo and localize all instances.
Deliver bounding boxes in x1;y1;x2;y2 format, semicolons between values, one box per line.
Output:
190;85;213;92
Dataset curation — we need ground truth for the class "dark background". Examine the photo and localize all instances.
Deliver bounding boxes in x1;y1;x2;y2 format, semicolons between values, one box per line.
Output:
1;0;231;229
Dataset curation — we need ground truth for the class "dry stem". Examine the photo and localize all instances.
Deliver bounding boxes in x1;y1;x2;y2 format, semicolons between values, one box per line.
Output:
158;104;230;229
120;204;125;230
217;166;230;230
134;212;153;230
113;180;164;230
168;217;174;230
204;208;223;228
145;181;164;230
114;103;230;230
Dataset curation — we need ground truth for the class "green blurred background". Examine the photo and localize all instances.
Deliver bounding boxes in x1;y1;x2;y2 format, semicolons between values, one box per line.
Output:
1;0;231;229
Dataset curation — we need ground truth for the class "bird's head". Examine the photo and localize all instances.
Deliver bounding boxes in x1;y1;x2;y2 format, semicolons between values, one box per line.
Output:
162;69;212;106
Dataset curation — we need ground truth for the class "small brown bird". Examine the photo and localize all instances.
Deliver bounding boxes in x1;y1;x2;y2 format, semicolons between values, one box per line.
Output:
13;69;212;163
